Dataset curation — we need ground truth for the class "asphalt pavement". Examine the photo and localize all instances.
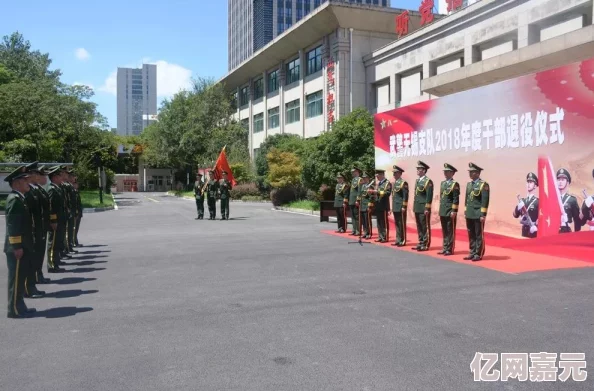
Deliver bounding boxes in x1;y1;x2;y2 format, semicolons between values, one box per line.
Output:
1;192;593;391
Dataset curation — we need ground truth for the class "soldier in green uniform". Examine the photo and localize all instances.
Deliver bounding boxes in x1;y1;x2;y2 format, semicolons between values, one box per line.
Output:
58;168;73;259
370;169;392;243
359;173;374;239
334;173;349;233
438;163;460;256
556;168;584;233
65;168;78;254
46;166;66;273
28;164;52;283
512;172;539;238
218;170;232;220
390;165;408;247
194;172;206;220
464;162;490;261
348;166;362;236
412;161;433;251
73;178;83;247
4;166;36;318
206;170;219;220
22;162;46;298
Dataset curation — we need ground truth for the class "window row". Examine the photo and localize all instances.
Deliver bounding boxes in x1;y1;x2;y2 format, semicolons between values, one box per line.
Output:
250;90;324;133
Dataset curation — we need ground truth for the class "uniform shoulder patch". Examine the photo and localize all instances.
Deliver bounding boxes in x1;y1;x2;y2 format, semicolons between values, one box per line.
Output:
428;181;433;187
404;183;408;188
483;184;489;191
454;183;460;189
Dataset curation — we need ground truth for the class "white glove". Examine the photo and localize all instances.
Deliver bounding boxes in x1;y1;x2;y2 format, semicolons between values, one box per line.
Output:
561;213;568;224
530;225;537;234
517;200;525;210
586;196;593;208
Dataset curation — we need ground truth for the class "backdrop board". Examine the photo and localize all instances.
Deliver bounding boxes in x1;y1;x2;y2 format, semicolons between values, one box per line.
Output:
374;57;594;239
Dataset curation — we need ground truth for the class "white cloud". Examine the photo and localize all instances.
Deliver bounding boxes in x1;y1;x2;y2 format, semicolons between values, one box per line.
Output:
73;81;94;89
98;59;193;98
75;48;90;61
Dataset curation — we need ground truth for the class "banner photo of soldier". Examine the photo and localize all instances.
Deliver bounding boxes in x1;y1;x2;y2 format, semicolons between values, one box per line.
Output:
212;146;237;187
374;57;594;247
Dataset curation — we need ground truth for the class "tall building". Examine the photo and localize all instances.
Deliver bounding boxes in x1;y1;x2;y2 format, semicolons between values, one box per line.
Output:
116;64;157;136
228;0;392;71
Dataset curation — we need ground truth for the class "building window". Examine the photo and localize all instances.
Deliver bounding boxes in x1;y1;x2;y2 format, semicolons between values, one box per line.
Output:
296;0;303;21
306;45;323;75
306;90;323;118
268;107;280;129
285;99;300;124
240;86;249;106
253;113;264;133
285;58;300;85
253;78;264;100
268;70;279;92
314;0;322;8
304;0;310;13
240;118;249;130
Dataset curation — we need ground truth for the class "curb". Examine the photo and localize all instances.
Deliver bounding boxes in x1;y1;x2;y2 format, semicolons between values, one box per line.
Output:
82;193;118;213
272;207;319;216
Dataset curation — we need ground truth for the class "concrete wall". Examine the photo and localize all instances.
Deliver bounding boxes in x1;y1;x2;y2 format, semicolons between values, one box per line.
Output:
366;0;594;112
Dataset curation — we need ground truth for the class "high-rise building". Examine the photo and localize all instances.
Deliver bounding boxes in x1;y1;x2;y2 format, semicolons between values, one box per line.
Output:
116;64;157;136
228;0;391;71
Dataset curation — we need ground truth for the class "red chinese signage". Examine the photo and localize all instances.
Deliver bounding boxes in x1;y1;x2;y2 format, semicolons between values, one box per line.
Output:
419;0;434;26
395;10;409;37
447;0;463;12
396;0;468;37
326;55;335;129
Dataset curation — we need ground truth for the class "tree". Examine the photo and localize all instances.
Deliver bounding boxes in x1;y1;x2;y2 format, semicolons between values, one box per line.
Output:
255;133;305;177
301;108;375;190
267;148;302;188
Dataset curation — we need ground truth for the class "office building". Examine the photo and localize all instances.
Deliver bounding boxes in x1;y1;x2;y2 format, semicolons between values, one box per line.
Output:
228;0;392;71
220;0;594;160
116;64;157;136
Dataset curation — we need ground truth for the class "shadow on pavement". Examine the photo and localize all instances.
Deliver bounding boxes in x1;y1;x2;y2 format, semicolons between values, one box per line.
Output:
31;306;93;318
71;255;108;261
68;267;106;274
44;289;99;299
67;260;107;267
227;217;248;221
77;250;111;255
50;277;97;285
79;244;107;248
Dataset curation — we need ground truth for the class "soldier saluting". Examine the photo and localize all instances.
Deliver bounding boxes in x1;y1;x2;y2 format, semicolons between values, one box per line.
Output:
333;172;349;233
348;166;362;236
464;162;490;262
556;168;582;233
513;172;539;238
391;165;408;247
438;163;460;256
412;161;433;251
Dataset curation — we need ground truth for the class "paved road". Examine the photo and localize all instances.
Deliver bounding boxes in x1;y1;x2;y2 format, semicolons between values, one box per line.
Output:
1;192;593;390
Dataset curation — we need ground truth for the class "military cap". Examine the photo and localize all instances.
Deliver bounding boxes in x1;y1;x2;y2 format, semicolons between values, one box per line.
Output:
26;161;39;171
468;162;483;172
526;172;538;186
416;161;430;170
351;166;361;173
375;169;385;174
392;165;405;173
47;166;63;177
37;165;48;175
361;172;369;178
556;168;571;184
4;165;29;183
443;163;457;172
336;172;344;178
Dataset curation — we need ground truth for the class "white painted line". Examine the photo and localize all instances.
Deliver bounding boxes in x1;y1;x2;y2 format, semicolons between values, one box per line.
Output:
147;197;160;203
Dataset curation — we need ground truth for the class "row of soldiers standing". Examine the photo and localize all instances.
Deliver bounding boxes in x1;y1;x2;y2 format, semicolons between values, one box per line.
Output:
4;163;83;319
193;170;233;220
334;161;489;262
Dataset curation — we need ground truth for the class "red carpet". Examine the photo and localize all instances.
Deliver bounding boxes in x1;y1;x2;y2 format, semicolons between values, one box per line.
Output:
322;222;594;274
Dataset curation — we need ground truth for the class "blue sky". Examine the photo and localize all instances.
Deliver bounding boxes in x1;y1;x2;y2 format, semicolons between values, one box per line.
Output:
1;0;423;129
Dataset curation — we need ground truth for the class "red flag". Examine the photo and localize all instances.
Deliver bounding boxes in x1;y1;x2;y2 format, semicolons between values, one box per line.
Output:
537;155;562;237
213;146;237;186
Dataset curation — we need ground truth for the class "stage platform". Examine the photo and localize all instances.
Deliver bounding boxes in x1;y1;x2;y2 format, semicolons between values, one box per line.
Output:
322;221;594;275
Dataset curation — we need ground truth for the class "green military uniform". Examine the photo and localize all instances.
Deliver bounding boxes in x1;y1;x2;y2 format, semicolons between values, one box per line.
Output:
23;164;45;298
464;162;490;261
556;168;584;233
59;175;72;258
374;169;392;243
206;171;219;220
194;173;205;220
359;173;375;239
348;167;362;236
512;172;539;238
62;168;77;253
391;165;409;247
4;166;35;318
32;165;52;282
219;171;233;220
73;182;83;246
46;167;66;272
412;161;433;251
438;163;460;256
333;173;350;233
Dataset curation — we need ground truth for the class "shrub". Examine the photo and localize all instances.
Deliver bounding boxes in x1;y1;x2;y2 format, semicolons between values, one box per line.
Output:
270;186;298;207
305;189;319;202
230;182;261;199
241;195;264;202
319;184;335;201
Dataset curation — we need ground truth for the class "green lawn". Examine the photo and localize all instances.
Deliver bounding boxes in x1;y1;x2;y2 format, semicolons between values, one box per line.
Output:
286;200;320;211
0;196;6;212
80;190;114;209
